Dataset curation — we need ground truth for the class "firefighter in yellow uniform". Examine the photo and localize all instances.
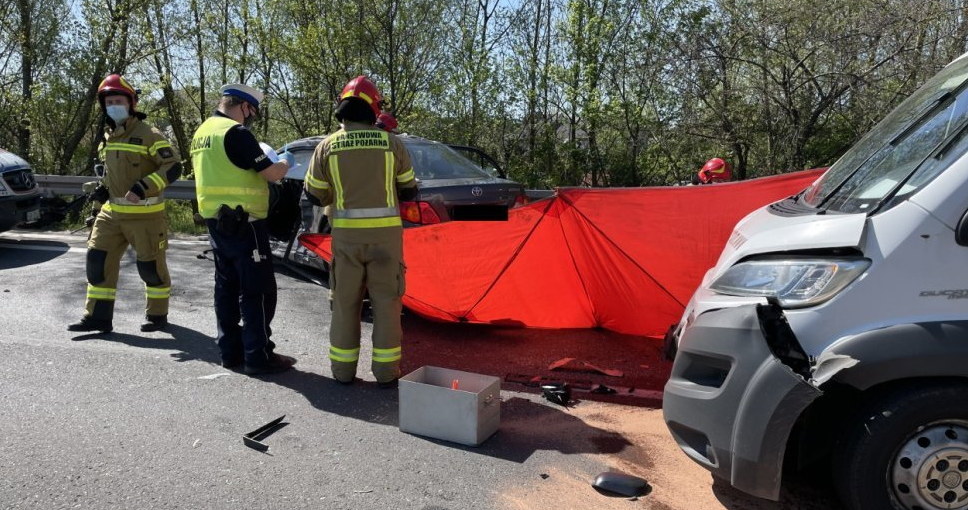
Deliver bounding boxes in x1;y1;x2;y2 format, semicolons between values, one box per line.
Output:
68;74;182;334
304;76;417;387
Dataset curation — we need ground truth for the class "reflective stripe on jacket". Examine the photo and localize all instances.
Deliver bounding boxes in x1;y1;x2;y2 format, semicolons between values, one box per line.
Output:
305;124;416;234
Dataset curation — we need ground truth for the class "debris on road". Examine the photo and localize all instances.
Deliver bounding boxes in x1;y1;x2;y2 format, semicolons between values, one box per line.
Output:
540;382;572;407
549;357;623;377
243;415;287;452
197;372;230;380
591;471;651;498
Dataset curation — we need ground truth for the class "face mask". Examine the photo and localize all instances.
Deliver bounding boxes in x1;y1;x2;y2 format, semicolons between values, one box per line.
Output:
242;104;258;128
106;105;129;124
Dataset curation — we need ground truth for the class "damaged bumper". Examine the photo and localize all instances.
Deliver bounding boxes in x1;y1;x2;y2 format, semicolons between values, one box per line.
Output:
662;304;822;501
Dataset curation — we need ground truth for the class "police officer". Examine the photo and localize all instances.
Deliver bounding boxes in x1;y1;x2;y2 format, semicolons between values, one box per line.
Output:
68;74;182;334
304;76;417;387
192;84;296;376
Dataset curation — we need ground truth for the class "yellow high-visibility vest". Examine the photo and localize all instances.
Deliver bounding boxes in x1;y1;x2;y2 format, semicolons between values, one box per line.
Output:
191;116;269;219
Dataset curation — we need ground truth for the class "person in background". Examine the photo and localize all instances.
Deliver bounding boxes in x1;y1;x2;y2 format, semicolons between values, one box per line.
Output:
695;157;732;184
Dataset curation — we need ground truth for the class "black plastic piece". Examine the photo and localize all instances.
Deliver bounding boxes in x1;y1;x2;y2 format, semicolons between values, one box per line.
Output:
957;208;968;246
592;471;651;497
541;382;571;406
757;300;811;377
243;415;287;452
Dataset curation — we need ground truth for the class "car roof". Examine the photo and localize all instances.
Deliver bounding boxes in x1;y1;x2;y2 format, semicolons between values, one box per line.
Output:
280;133;440;152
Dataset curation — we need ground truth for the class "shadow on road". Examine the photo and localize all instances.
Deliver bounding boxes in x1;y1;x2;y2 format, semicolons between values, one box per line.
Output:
265;367;635;464
711;473;843;509
0;239;72;269
70;322;222;364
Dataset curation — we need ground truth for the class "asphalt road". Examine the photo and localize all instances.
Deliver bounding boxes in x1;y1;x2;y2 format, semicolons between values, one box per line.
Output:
0;230;841;510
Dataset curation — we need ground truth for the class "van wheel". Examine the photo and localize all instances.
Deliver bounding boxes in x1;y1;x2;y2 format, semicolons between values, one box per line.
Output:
833;383;968;510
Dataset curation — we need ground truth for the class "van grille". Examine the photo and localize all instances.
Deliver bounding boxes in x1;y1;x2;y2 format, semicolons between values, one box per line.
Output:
3;169;36;192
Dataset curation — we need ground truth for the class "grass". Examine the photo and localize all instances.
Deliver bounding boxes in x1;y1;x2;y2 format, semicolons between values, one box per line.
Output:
52;198;207;236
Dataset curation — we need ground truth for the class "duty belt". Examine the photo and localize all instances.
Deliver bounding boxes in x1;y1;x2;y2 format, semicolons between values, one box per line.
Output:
109;196;165;206
331;207;399;219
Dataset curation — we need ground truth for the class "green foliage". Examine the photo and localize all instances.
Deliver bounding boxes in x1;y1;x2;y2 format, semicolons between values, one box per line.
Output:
1;0;966;190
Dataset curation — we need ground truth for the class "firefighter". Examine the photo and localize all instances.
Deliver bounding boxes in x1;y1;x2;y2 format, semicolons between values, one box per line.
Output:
304;76;417;387
375;112;399;133
67;74;182;334
696;157;732;184
192;83;296;376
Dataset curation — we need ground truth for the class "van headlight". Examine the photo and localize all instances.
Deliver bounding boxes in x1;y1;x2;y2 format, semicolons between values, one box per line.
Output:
709;258;870;308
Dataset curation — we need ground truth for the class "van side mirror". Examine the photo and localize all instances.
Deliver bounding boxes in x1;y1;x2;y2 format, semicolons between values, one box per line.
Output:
957;208;968;246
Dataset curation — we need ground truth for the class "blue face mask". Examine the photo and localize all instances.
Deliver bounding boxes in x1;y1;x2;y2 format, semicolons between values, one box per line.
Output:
106;105;129;124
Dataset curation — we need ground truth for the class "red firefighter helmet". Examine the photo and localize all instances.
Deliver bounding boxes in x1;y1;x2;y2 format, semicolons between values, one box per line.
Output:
376;112;398;132
97;74;138;108
698;157;732;183
339;76;383;117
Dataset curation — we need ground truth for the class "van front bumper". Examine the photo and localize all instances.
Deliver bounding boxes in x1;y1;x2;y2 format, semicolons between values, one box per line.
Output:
0;193;41;231
662;305;821;500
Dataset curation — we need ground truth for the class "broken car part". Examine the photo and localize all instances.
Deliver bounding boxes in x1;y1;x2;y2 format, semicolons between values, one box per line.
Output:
243;415;287;452
592;471;651;497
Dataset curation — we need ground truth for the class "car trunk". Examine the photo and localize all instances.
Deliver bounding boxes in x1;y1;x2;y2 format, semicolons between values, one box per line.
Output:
417;178;520;221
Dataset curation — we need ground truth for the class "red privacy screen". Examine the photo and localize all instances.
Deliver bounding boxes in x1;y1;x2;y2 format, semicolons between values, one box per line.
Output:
300;169;824;338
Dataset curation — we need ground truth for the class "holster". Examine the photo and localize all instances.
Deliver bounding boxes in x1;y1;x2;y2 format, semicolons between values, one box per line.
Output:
216;204;249;236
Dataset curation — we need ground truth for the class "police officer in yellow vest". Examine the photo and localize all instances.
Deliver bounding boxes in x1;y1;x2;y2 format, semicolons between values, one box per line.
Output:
68;74;182;334
304;76;417;387
192;84;296;376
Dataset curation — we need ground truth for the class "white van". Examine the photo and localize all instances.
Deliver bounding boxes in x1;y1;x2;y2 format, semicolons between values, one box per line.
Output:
663;54;968;510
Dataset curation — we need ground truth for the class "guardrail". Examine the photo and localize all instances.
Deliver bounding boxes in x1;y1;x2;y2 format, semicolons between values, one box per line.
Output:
35;175;197;201
35;174;556;202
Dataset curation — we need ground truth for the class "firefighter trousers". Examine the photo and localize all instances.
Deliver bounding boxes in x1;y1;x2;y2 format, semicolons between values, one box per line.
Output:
206;219;277;367
84;211;170;322
329;234;405;384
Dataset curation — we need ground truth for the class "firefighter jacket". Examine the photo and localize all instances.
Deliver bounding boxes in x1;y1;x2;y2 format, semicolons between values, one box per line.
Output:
304;122;417;243
192;115;270;219
97;116;181;219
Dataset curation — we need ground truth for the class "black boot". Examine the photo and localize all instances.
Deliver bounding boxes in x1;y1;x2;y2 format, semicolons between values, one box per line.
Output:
67;317;113;333
140;315;168;332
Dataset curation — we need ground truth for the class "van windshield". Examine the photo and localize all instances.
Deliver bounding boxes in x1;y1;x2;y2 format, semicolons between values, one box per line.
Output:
803;56;968;213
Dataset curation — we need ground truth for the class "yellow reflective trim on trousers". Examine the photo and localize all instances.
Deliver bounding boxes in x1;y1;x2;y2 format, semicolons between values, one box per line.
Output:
146;173;166;190
145;286;171;299
329;346;360;363
105;143;148;154
384;152;394;207
331;216;402;228
396;168;415;183
305;171;330;190
330;155;344;209
148;140;171;156
372;347;402;363
101;202;166;214
87;284;116;300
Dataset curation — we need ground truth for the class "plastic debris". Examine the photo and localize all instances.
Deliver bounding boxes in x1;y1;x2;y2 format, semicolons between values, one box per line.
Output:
243;415;287;452
549;357;623;377
198;373;231;380
592;471;651;497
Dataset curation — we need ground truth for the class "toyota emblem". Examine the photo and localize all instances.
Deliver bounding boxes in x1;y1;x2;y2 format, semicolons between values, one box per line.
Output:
471;186;483;197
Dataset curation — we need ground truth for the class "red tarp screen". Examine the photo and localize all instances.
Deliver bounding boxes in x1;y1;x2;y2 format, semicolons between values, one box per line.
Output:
300;169;824;338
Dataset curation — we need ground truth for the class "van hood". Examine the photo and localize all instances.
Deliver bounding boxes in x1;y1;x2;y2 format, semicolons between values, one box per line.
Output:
711;207;867;279
0;150;29;172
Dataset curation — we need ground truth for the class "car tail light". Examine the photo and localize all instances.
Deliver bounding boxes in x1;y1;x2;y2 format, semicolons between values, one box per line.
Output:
513;193;529;208
399;201;441;224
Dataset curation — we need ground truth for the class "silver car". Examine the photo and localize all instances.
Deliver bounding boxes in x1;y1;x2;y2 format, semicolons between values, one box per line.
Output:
270;134;526;272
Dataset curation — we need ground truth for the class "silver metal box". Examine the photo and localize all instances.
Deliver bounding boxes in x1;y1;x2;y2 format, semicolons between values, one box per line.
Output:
399;366;501;446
